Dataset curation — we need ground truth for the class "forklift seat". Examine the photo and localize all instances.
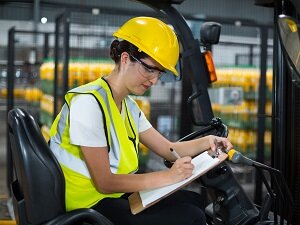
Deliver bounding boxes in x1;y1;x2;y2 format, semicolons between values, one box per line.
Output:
7;108;113;225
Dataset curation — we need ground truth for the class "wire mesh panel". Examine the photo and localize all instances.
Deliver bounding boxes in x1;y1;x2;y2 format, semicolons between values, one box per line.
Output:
5;28;55;195
54;12;70;118
201;23;274;202
209;24;273;160
6;30;54;120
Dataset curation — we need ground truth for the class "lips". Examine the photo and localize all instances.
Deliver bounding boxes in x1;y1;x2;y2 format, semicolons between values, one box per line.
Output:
142;84;150;90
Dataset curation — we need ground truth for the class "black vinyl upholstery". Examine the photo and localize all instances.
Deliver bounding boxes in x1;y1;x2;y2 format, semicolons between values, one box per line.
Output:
8;108;113;225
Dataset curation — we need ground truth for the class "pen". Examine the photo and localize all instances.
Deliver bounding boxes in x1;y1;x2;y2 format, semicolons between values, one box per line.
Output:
170;148;181;159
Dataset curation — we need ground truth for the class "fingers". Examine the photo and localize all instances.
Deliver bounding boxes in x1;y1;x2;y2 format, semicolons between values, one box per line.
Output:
176;157;194;171
221;138;233;151
225;140;233;151
172;156;194;181
177;156;192;164
211;136;234;152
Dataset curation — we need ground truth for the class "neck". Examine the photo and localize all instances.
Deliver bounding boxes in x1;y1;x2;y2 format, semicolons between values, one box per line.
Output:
104;72;128;111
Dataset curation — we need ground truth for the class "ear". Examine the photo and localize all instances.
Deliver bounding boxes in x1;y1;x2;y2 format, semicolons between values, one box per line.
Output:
120;52;130;65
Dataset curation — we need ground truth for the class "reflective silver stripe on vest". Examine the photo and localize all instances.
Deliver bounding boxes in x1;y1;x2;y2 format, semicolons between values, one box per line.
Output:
51;81;140;176
50;103;92;177
50;139;91;178
53;104;69;144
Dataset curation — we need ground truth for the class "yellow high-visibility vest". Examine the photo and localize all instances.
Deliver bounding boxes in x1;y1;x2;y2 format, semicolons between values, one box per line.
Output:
50;77;140;211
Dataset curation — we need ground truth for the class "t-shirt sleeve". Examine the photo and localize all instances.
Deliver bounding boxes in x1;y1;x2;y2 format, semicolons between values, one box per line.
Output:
69;94;108;147
138;110;152;133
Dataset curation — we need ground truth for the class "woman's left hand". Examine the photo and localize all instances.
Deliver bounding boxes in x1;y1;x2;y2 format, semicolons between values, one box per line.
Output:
207;135;233;153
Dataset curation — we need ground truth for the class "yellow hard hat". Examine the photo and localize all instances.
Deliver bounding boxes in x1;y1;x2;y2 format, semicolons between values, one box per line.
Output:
113;16;179;76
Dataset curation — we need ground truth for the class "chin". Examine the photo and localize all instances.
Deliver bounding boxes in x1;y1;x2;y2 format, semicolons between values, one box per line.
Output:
130;90;145;96
133;92;144;96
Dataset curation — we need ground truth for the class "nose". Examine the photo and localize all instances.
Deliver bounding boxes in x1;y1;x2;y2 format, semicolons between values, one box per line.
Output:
149;75;160;84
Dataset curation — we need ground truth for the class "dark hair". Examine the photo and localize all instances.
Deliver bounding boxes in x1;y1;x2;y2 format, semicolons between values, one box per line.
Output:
110;39;148;64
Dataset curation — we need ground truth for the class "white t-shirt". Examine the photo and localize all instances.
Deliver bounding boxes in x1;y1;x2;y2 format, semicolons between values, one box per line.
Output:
69;94;152;147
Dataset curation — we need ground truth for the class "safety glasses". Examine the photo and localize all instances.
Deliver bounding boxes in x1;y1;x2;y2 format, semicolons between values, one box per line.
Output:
129;54;166;80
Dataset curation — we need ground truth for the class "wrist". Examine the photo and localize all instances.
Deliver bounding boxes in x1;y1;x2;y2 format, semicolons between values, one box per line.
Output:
203;135;212;151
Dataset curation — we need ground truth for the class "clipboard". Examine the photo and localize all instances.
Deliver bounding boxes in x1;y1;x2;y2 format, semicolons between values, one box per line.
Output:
129;150;228;215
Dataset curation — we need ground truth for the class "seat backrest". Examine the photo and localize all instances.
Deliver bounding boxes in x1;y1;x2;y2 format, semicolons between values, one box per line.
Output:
8;108;66;224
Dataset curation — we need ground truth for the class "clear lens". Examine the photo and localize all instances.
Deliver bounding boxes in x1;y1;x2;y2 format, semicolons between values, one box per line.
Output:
130;54;165;80
137;64;164;80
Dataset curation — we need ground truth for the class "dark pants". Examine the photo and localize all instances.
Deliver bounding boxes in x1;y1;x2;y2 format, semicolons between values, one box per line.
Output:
92;190;206;225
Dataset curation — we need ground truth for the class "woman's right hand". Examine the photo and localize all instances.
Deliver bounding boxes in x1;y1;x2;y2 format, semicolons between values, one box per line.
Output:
169;156;194;183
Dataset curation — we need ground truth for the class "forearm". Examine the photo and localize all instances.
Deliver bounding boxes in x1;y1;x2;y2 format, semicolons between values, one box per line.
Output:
95;170;173;194
170;135;211;158
81;145;180;194
140;128;212;161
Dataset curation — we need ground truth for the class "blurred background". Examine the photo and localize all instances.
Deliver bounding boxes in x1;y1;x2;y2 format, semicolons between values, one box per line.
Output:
0;0;299;224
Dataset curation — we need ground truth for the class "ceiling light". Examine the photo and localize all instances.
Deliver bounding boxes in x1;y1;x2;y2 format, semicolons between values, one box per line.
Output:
92;8;100;15
41;17;47;24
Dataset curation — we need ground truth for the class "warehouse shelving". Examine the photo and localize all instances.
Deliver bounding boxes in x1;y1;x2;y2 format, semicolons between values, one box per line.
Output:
209;67;272;158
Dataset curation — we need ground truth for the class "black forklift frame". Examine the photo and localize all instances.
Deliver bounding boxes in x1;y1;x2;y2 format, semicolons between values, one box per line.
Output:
134;1;293;224
271;0;300;223
132;3;271;208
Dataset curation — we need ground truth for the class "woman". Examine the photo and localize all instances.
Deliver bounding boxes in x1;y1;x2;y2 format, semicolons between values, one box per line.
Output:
49;16;233;225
